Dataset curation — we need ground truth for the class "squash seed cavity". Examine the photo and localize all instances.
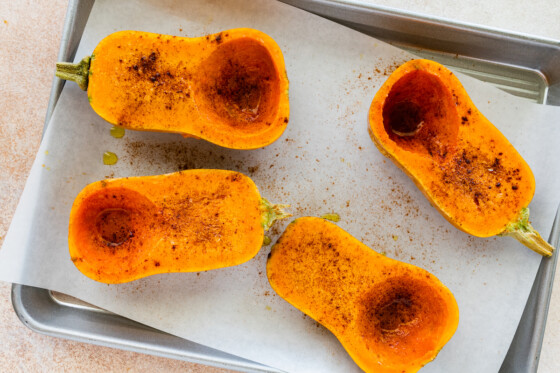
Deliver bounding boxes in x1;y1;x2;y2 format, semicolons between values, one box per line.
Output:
96;208;133;247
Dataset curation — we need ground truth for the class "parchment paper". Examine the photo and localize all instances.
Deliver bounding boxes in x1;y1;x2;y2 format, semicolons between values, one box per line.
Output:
2;0;560;372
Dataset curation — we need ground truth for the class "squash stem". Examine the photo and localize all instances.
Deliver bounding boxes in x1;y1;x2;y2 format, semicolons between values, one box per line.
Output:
55;56;91;91
500;207;555;257
260;198;291;231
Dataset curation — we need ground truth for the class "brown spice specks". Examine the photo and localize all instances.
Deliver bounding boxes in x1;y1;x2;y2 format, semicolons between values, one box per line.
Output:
439;147;506;208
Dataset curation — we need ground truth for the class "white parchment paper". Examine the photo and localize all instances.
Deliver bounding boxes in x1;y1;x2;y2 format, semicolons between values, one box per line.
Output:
2;0;560;372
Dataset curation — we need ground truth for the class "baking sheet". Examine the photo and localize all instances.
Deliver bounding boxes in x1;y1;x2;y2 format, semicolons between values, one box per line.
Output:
2;0;560;372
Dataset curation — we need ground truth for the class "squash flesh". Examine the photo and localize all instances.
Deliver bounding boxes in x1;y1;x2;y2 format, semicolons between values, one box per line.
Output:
267;217;459;373
87;29;289;149
369;59;535;237
69;170;264;283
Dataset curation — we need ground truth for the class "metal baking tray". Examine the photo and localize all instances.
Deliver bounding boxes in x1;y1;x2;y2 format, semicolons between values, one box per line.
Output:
11;0;560;371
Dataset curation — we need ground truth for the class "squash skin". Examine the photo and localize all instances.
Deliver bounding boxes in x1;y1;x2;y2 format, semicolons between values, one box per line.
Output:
86;29;289;149
267;217;459;373
368;59;535;238
69;170;267;284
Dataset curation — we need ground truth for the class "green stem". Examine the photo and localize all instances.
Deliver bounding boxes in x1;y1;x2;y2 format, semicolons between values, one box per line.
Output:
499;207;555;257
260;198;291;231
55;56;91;91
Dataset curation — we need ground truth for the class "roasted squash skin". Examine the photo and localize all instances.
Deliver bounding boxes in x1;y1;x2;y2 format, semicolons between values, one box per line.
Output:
69;170;289;284
57;29;290;150
267;217;459;373
368;59;553;256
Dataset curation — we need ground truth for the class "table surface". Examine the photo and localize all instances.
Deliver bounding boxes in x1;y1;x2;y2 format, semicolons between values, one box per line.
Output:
1;0;559;372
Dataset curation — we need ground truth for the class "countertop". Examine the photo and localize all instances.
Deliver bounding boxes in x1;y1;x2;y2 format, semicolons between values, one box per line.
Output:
0;0;559;372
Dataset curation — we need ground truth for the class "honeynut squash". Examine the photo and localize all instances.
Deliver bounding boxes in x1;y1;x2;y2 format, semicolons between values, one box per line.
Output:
368;59;555;257
56;29;290;149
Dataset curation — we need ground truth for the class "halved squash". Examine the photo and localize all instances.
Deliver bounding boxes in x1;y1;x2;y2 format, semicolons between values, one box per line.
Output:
368;59;554;256
267;217;459;373
56;29;290;149
69;169;290;283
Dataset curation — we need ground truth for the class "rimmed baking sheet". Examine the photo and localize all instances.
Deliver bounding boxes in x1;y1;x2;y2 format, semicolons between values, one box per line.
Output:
8;0;560;372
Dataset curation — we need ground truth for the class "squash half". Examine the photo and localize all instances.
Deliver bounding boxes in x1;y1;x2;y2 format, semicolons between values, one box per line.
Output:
368;59;554;256
69;169;289;283
56;29;290;149
267;217;459;373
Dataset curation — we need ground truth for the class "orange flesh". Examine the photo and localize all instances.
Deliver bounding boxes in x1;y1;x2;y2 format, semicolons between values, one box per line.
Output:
369;59;535;237
267;217;459;373
69;170;263;283
87;29;289;149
